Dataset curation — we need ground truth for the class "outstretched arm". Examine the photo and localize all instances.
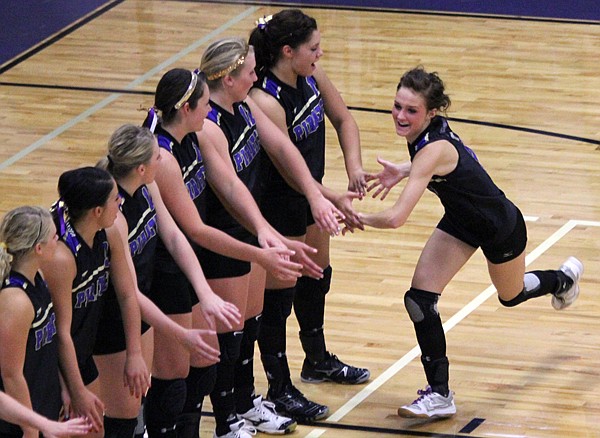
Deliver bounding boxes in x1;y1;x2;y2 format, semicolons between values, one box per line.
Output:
0;391;91;438
366;157;411;201
197;126;323;278
196;127;289;251
314;64;367;195
106;220;150;399
147;182;242;330
360;142;453;229
246;95;345;236
154;148;303;281
0;289;37;438
110;205;222;362
42;245;105;432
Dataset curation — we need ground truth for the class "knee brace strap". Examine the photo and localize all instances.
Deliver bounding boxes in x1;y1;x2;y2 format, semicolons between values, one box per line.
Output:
242;314;261;346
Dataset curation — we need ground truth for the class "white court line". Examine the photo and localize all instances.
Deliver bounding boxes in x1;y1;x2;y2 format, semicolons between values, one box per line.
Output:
318;218;600;430
0;6;259;171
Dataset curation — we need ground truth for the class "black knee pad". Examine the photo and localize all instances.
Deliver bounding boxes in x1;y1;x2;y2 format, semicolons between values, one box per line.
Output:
404;288;446;362
144;377;186;436
294;266;332;332
320;265;333;294
104;416;138;438
404;287;440;323
183;365;217;413
261;287;295;327
298;265;332;293
295;265;332;299
217;331;243;365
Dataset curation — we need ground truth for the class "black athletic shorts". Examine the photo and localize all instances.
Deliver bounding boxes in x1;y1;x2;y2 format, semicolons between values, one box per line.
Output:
197;234;258;279
437;208;527;264
261;193;315;237
147;268;199;315
94;313;151;355
79;355;99;386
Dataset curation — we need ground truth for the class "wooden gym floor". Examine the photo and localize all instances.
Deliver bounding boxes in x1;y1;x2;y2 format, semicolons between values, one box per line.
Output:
1;1;599;436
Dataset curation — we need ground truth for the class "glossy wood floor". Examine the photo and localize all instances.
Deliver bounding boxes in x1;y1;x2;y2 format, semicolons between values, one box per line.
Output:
1;1;599;437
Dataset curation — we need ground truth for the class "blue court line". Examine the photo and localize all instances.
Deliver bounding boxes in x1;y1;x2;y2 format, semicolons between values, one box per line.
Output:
200;410;490;437
0;6;259;172
349;107;600;147
194;0;600;23
2;79;596;151
458;418;486;434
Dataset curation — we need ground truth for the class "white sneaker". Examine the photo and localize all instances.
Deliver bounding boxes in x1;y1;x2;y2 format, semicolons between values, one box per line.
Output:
552;257;583;310
213;419;257;438
239;396;297;435
397;386;456;419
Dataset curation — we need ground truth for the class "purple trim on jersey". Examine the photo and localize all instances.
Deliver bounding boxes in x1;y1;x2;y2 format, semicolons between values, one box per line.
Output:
143;108;159;133
415;117;479;162
207;107;221;125
156;134;173;153
262;76;281;99
53;200;81;254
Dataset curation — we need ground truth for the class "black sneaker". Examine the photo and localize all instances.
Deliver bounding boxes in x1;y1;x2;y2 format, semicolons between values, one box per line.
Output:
301;352;370;384
267;384;329;424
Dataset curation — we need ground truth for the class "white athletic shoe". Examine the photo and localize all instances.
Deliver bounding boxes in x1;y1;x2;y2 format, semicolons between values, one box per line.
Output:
239;396;297;435
213;419;257;438
552;257;583;310
397;386;456;419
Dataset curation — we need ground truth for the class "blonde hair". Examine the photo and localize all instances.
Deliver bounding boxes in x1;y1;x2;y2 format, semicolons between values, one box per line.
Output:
0;206;53;282
201;37;253;85
98;125;155;179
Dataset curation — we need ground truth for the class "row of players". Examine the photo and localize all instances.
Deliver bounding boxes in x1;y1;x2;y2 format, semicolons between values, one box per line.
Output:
0;8;582;438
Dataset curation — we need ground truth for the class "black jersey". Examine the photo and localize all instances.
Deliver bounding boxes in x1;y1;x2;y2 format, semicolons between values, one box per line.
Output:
155;125;207;220
97;184;157;346
155;124;206;271
256;70;326;196
119;184;158;294
409;116;518;244
0;271;61;435
51;200;110;366
205;100;261;239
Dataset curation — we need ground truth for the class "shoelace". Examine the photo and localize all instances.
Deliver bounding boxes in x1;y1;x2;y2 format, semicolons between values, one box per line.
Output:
259;399;282;421
289;386;309;403
236;421;257;437
412;386;433;404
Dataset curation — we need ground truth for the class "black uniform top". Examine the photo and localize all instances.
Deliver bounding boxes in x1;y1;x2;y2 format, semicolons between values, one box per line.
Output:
99;184;157;336
51;201;110;366
205;100;261;239
409;116;518;244
0;271;61;435
255;70;326;197
119;184;158;294
155;124;207;271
